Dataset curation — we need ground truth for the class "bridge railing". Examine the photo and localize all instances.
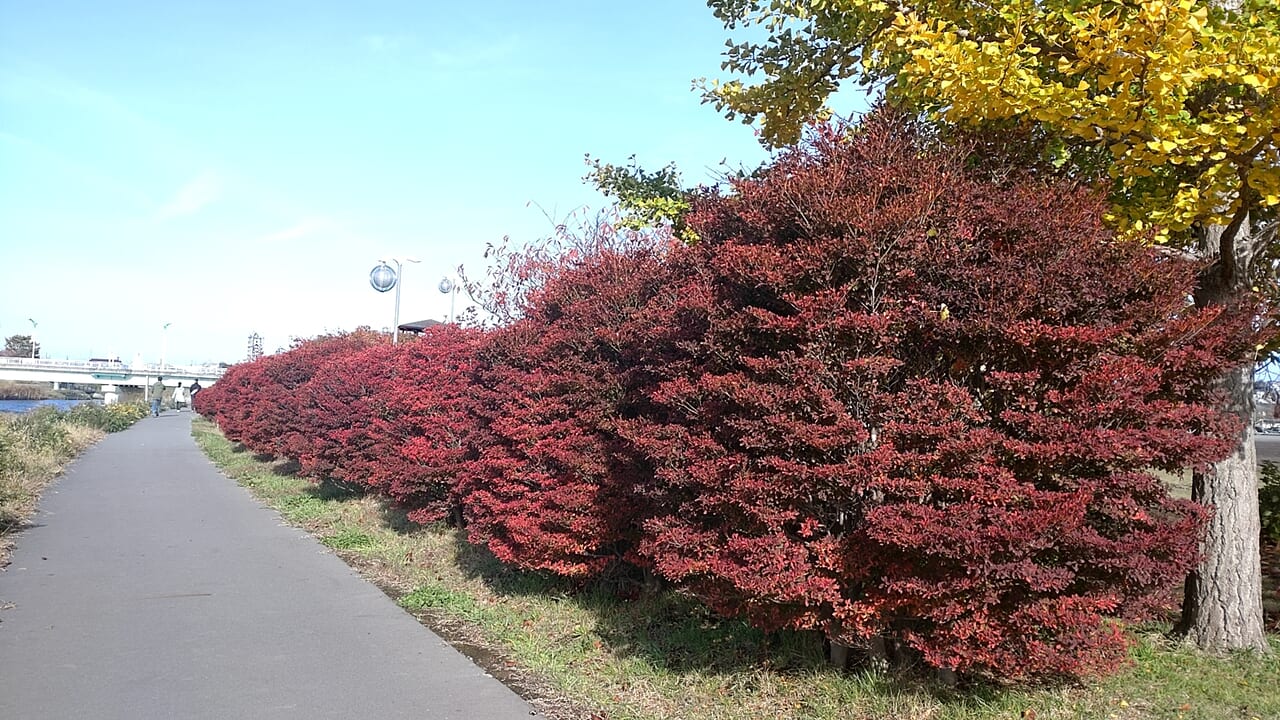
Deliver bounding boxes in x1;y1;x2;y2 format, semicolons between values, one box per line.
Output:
0;357;225;377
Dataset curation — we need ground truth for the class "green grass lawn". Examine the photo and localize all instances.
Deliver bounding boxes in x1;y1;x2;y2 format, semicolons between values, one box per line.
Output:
192;417;1280;720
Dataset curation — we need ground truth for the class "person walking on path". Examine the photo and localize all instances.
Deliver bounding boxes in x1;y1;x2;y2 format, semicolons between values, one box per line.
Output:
172;383;188;412
149;376;166;417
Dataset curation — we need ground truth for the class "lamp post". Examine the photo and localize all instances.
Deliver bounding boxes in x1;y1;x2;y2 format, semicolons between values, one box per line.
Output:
438;276;459;324
369;257;419;344
161;322;171;370
27;318;37;359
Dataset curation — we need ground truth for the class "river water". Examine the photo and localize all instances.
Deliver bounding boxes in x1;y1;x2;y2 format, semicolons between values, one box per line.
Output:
0;399;95;414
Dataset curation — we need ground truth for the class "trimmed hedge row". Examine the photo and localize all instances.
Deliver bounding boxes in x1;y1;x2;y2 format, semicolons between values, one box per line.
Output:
194;114;1260;681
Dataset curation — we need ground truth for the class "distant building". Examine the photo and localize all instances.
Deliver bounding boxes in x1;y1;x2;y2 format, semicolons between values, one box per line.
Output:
247;333;263;361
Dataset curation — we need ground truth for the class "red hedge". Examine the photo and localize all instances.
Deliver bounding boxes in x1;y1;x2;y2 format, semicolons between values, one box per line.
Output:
191;113;1260;683
292;342;402;484
294;326;484;522
192;365;244;438
195;329;386;457
615;114;1256;679
240;330;386;458
458;233;671;577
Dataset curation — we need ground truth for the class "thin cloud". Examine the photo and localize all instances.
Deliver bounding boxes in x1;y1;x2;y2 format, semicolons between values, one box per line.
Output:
361;34;409;54
157;171;221;220
2;64;147;131
2;63;203;167
429;35;521;69
0;130;153;209
256;217;332;245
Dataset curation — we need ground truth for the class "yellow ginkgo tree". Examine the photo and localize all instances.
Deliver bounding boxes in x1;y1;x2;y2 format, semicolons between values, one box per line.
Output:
705;0;1278;652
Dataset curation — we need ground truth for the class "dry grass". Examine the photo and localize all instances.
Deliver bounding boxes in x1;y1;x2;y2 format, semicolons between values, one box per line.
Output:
0;381;55;401
0;416;103;565
193;417;1280;720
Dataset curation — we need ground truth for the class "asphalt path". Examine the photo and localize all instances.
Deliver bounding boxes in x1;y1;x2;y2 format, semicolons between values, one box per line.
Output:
0;412;540;720
1257;433;1280;463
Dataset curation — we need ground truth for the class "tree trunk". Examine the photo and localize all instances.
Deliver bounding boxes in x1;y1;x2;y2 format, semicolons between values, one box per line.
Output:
1177;362;1269;652
1176;214;1270;653
827;640;852;670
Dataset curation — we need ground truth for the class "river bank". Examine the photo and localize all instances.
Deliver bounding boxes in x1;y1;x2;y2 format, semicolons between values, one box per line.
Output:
0;380;93;403
0;380;54;401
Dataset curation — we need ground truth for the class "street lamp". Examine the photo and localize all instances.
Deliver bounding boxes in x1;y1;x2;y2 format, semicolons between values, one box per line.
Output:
27;318;37;359
438;276;459;324
369;257;419;344
161;322;172;370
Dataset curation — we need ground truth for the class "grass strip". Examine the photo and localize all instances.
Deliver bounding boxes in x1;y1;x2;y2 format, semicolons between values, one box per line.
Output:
191;417;1280;720
1;408;113;565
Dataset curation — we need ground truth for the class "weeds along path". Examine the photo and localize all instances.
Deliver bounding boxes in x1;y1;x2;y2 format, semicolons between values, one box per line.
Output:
0;412;540;720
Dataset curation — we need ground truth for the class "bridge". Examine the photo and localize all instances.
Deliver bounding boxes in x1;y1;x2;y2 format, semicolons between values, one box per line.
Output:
0;357;224;404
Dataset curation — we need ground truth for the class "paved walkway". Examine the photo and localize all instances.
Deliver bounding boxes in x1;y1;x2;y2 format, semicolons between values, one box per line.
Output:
0;412;540;719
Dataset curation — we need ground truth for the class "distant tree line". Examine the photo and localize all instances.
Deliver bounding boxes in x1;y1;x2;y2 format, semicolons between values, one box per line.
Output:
2;335;39;359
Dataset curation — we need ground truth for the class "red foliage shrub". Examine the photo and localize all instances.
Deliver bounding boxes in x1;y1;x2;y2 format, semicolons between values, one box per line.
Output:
205;329;387;458
457;224;674;577
616;113;1259;680
190;370;220;420
388;327;488;523
292;342;401;482
193;361;254;442
189;115;1260;683
295;325;484;523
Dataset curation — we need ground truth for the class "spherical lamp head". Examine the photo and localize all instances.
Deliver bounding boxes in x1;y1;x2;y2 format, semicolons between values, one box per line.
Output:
369;263;397;293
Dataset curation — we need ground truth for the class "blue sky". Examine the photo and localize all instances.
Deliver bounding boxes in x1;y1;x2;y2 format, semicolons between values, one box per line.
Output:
0;1;862;364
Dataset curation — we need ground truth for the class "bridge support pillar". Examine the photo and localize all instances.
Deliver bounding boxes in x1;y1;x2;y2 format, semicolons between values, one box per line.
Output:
102;385;119;405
